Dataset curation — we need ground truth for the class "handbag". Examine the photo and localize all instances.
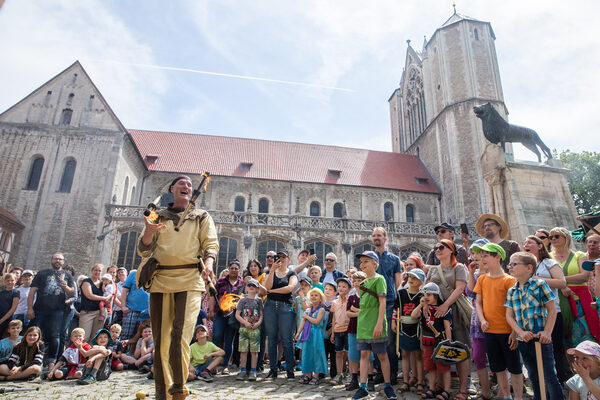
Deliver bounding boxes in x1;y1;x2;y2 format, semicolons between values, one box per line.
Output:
435;265;473;327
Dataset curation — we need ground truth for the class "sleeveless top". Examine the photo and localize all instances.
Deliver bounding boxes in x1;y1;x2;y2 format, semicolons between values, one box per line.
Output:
80;278;103;311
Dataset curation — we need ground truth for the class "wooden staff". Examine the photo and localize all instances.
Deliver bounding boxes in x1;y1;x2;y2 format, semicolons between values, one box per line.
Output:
396;308;400;356
534;337;547;400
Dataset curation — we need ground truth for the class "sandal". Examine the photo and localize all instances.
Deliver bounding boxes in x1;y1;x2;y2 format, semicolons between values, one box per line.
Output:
473;395;493;400
397;382;411;394
416;383;427;395
308;377;320;385
436;390;451;400
452;392;468;400
409;377;418;387
421;389;436;399
298;375;311;384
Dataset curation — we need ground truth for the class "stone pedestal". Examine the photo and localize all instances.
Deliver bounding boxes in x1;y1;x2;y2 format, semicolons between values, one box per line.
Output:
480;144;579;244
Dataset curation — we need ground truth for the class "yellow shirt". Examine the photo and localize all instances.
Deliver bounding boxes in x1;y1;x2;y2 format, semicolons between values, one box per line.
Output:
138;208;219;294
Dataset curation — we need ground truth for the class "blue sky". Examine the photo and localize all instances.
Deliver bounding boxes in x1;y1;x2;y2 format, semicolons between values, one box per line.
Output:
1;1;598;161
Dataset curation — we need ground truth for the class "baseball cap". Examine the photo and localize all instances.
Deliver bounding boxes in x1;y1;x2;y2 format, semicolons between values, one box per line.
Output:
324;281;338;291
22;269;34;276
299;276;312;286
246;278;260;288
469;238;490;250
277;249;290;258
434;222;455;233
355;251;379;264
336;277;352;288
101;273;113;281
582;258;600;272
299;249;310;256
421;282;444;301
407;268;425;282
197;324;208;332
470;242;506;261
567;340;600;358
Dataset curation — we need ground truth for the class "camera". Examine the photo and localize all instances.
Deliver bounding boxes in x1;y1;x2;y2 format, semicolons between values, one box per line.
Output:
273;254;280;262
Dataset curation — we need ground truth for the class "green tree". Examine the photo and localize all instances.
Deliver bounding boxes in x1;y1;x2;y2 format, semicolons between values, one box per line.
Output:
558;150;600;214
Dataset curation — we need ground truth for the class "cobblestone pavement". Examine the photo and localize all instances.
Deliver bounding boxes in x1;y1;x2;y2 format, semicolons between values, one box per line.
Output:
0;370;431;400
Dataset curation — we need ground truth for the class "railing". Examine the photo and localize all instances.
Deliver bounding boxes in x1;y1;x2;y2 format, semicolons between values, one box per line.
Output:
105;205;447;236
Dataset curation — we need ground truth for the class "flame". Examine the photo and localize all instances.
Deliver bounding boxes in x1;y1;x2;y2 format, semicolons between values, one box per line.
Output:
219;293;242;313
201;173;211;191
148;210;158;223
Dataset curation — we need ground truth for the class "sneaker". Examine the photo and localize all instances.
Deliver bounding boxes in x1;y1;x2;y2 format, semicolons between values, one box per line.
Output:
236;370;247;380
353;387;370;400
384;385;398;399
367;379;375;392
331;374;343;385
199;371;213;382
345;380;360;391
147;371;154;380
265;369;278;379
77;375;96;385
287;370;295;379
248;371;257;381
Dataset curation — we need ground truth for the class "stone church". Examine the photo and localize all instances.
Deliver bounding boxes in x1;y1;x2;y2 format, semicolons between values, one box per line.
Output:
0;10;577;275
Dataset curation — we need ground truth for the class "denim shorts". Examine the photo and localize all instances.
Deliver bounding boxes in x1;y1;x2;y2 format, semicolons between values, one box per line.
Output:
334;332;349;352
193;358;213;374
357;339;387;355
348;334;360;362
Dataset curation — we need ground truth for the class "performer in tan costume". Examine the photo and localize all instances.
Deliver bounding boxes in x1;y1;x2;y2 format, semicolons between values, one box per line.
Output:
137;175;218;400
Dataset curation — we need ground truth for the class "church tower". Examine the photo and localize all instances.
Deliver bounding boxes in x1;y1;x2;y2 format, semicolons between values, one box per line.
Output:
389;10;508;224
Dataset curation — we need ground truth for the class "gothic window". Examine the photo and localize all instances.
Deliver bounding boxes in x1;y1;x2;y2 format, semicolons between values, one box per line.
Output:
309;201;320;217
384;202;394;222
333;202;344;218
353;244;376;268
400;246;428;261
257;239;285;267
122;177;129;204
306;241;334;267
258;197;269;223
234;196;245;212
117;231;142;270
58;159;76;193
25;157;44;190
404;68;426;142
406;204;415;223
60;108;73;125
66;93;74;106
217;237;238;276
130;185;136;205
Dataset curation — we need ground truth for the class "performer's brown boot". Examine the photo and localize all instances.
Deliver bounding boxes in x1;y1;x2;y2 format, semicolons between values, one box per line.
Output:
172;393;188;400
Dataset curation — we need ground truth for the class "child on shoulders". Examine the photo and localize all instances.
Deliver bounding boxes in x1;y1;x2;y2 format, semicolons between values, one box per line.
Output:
98;274;116;325
566;340;600;400
48;327;89;380
188;324;224;382
295;288;328;385
0;326;43;381
0;320;22;363
234;279;263;381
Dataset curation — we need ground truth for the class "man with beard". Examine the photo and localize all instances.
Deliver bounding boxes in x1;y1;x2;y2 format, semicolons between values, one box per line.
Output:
425;222;468;266
475;213;520;271
137;175;219;400
27;252;75;370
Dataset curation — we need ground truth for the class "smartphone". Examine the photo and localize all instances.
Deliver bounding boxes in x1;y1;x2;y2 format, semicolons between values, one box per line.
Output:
460;223;469;235
309;249;315;255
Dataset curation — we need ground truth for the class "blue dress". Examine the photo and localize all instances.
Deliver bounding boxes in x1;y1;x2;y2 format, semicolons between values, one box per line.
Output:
297;306;328;375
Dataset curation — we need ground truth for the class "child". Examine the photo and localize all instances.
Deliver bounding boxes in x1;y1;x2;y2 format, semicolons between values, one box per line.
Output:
294;277;312;329
308;265;325;293
0;273;19;337
566;340;600;400
505;252;563;400
472;242;523;400
48;327;90;380
330;277;351;385
108;323;125;371
188;324;225;382
295;288;328;385
353;251;396;400
0;326;43;381
234;278;263;380
77;328;113;384
120;322;153;371
98;273;116;325
0;320;22;363
393;268;425;395
411;282;452;400
345;271;366;391
13;270;33;327
323;281;337;380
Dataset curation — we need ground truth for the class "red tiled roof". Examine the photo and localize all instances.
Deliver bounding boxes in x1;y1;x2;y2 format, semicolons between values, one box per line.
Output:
0;206;25;231
128;130;441;194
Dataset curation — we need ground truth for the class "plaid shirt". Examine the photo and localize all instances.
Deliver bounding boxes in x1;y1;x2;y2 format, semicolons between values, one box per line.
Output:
504;277;555;333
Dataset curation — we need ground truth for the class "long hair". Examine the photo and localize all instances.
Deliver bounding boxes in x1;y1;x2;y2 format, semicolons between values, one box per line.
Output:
550;227;574;251
526;235;552;262
13;326;43;364
245;259;263;278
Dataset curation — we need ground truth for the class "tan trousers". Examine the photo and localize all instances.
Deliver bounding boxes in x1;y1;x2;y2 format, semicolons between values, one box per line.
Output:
79;310;104;342
150;290;202;400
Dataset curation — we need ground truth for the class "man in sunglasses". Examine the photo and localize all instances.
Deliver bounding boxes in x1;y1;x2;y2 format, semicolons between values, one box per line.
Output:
475;213;521;272
320;252;345;286
426;222;468;266
263;251;277;274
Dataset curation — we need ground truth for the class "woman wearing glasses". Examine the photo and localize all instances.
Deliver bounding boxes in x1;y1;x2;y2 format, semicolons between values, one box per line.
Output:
523;235;570;383
550;227;600;347
534;229;552;251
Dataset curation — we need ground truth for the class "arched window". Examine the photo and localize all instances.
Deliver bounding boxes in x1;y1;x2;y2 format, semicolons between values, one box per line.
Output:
384;202;394;222
25;157;44;190
257;239;285;267
333;202;344;218
306;241;334;267
160;191;174;207
406;204;415;223
217;237;238;276
122;177;129;204
58;159;76;193
309;201;320;217
353;244;376;268
258;198;269;223
130;185;136;205
60;108;73;125
400;246;428;261
234;196;245;212
117;231;142;270
66;93;74;106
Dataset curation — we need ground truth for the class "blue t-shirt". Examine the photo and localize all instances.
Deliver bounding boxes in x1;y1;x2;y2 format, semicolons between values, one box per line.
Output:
376;250;401;311
123;270;149;312
196;309;208;326
0;289;19;319
0;336;21;363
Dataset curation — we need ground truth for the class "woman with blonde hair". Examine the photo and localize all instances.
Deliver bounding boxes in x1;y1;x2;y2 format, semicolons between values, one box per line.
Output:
79;264;111;342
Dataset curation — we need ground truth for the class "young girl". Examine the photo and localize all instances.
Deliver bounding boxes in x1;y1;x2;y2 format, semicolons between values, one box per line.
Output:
566;340;600;400
295;288;328;385
0;326;43;381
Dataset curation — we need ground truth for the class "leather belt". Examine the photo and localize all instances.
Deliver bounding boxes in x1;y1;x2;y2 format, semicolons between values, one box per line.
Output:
157;263;199;270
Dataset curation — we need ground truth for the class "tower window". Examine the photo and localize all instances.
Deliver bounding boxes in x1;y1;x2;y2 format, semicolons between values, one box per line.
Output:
25;157;44;190
384;202;394;222
66;93;74;106
474;29;479;41
60;108;73;125
88;95;95;108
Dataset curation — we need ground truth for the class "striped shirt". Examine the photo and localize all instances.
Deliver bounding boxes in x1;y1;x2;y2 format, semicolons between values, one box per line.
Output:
6;345;44;369
504;277;555;334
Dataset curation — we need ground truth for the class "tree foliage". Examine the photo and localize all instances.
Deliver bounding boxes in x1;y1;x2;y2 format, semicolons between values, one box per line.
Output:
558;150;600;215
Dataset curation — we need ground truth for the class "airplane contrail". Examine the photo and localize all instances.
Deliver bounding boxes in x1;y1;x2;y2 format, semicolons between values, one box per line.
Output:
93;59;355;92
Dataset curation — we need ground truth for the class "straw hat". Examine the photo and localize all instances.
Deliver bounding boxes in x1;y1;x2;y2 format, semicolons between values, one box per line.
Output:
475;213;510;239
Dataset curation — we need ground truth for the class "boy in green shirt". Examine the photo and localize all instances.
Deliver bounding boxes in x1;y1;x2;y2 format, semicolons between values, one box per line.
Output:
354;251;396;400
187;325;224;382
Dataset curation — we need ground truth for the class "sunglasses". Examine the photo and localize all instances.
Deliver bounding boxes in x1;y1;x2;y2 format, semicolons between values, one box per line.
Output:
549;234;562;240
434;245;446;252
266;255;275;259
436;229;448;234
325;259;336;262
536;235;548;240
